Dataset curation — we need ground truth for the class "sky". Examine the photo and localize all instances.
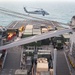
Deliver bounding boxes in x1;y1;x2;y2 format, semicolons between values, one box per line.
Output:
0;0;75;2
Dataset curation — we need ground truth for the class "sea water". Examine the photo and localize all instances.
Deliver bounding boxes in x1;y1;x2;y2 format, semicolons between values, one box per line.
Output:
0;1;75;26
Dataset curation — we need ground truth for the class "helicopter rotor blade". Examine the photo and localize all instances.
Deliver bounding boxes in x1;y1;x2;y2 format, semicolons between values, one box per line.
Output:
0;28;72;50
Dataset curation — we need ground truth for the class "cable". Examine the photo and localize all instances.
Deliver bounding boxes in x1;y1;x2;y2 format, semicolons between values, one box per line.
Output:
0;7;28;16
0;11;27;19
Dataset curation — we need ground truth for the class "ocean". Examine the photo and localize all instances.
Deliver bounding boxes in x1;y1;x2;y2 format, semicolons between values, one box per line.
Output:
0;1;75;26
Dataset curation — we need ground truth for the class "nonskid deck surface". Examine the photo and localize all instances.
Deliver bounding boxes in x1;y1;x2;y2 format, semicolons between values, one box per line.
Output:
7;19;65;29
0;46;21;75
56;50;70;75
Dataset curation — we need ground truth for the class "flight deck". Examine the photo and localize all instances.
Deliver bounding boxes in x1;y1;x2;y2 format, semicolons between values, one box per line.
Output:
7;19;65;30
0;19;71;75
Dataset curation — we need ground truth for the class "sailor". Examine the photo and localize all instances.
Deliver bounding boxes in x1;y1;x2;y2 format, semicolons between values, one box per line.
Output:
27;56;34;75
34;53;37;65
47;52;52;70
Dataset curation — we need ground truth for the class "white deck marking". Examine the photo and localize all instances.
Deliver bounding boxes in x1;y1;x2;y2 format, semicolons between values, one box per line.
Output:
13;21;18;28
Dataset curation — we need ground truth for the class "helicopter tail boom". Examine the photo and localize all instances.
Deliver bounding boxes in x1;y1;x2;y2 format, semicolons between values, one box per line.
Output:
24;7;28;13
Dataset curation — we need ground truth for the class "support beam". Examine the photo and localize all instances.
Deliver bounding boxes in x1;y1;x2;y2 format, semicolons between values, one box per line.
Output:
53;48;57;75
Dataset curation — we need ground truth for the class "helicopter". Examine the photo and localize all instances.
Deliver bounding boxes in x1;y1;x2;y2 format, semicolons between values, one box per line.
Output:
24;7;49;16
